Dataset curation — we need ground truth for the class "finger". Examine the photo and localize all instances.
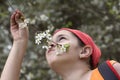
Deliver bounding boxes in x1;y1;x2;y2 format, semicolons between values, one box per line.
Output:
16;10;24;21
16;10;24;17
15;12;21;22
10;11;17;26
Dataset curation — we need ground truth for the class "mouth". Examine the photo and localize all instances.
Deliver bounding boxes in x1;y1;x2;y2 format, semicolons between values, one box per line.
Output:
47;49;55;53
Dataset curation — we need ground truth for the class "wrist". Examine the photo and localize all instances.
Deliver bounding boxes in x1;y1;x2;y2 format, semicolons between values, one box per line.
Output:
13;39;28;47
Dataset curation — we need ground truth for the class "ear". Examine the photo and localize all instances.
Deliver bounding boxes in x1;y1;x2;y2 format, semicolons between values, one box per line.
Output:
79;45;92;59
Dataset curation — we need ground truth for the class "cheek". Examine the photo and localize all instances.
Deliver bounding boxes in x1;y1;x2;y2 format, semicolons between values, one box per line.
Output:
68;41;80;54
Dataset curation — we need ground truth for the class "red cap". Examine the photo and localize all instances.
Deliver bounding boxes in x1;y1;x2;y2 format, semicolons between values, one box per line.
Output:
54;28;101;68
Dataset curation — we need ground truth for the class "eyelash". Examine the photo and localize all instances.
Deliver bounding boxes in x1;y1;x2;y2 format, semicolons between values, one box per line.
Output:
59;37;66;41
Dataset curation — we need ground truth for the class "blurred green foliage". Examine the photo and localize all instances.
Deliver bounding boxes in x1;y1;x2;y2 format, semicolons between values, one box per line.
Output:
0;0;120;80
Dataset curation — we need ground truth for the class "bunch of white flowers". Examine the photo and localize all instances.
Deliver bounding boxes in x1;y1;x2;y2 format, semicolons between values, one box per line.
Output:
56;44;70;55
18;17;30;29
35;30;52;45
35;30;70;55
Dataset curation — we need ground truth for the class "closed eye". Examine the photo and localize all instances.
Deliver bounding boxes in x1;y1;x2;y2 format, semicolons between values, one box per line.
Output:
59;37;66;41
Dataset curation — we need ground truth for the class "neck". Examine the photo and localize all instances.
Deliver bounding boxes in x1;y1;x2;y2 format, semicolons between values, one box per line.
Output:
53;61;92;80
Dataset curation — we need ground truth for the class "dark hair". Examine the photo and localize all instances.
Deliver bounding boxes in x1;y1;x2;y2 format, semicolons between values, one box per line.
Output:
73;34;94;70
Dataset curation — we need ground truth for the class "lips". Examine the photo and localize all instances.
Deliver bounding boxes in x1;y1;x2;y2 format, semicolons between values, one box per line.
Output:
47;49;55;53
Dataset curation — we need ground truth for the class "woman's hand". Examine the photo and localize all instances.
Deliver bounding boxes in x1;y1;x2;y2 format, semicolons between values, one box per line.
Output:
10;10;29;43
0;10;29;80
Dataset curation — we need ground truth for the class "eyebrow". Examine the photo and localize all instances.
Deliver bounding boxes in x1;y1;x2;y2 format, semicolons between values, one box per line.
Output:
54;34;68;41
57;34;63;37
57;34;67;38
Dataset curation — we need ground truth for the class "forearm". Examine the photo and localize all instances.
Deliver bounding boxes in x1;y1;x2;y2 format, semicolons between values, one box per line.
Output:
0;41;28;80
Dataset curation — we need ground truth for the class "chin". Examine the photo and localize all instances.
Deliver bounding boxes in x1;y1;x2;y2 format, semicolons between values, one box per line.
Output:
46;51;71;69
46;54;65;69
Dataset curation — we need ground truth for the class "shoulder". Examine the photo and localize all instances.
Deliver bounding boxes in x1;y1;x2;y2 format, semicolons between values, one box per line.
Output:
112;61;120;75
93;60;120;80
108;60;120;76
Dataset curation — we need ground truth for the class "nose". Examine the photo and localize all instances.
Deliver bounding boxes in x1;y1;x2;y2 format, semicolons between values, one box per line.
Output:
49;43;56;48
48;40;57;48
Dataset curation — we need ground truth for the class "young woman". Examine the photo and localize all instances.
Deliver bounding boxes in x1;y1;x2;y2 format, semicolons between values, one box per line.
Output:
0;10;120;80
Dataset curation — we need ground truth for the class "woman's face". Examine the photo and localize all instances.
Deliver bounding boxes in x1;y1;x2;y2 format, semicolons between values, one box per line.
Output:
46;30;82;68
